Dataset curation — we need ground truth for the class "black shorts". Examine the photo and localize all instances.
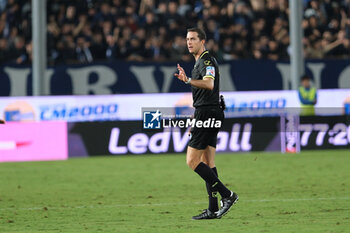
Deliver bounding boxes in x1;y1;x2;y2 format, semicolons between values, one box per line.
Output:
188;106;224;150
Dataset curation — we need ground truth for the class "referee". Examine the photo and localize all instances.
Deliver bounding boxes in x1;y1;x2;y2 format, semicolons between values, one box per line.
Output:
174;28;238;220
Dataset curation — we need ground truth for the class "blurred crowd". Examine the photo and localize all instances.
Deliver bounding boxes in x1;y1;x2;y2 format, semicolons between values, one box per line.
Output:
1;0;350;65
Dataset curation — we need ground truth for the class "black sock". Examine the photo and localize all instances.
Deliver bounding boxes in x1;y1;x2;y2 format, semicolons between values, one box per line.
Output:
195;162;231;198
212;167;218;177
206;167;219;212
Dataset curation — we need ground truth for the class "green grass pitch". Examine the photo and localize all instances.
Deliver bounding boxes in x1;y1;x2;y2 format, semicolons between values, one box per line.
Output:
0;150;349;233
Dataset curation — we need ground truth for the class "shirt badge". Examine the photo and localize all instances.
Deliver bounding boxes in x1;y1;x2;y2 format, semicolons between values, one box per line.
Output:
206;66;215;77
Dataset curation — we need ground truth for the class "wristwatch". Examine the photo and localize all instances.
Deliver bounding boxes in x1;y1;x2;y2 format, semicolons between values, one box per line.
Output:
185;78;192;84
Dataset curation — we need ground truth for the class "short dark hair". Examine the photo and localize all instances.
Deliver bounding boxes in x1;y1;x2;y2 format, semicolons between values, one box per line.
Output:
301;74;311;81
187;28;206;41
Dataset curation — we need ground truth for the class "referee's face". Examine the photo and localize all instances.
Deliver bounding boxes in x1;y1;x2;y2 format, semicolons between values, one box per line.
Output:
187;32;204;55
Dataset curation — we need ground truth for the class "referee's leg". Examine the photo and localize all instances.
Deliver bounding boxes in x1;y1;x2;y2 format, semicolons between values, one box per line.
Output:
187;146;238;218
201;146;219;213
186;146;231;199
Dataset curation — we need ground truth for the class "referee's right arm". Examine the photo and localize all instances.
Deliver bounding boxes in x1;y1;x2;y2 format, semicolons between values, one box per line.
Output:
174;64;214;90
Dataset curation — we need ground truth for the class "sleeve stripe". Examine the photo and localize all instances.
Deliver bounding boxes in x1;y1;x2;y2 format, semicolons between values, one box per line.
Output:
203;75;215;80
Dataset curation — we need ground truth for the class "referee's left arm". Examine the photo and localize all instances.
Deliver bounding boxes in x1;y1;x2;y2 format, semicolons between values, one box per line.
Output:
186;78;214;90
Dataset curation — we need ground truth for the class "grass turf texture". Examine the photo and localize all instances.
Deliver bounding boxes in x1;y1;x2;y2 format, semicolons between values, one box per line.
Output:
0;150;349;233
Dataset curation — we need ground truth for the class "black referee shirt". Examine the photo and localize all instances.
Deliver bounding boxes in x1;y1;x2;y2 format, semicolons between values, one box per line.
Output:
191;50;220;108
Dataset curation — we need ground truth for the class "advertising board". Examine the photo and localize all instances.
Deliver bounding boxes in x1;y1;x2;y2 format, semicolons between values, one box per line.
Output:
0;121;68;162
68;117;281;156
1;89;349;122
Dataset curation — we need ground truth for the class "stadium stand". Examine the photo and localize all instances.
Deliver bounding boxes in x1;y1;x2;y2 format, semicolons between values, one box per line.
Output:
0;0;350;65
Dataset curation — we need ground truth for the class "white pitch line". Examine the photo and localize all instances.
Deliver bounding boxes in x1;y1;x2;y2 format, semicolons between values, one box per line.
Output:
0;197;349;212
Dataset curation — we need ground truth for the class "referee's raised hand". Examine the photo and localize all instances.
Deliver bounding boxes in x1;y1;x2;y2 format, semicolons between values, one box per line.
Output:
174;64;189;83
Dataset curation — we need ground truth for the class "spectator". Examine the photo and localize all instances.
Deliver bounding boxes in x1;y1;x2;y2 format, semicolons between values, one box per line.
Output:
206;38;224;62
0;0;350;65
75;35;93;63
90;30;106;61
8;36;27;64
178;0;192;17
169;34;191;61
127;36;144;61
0;37;8;63
56;34;76;64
